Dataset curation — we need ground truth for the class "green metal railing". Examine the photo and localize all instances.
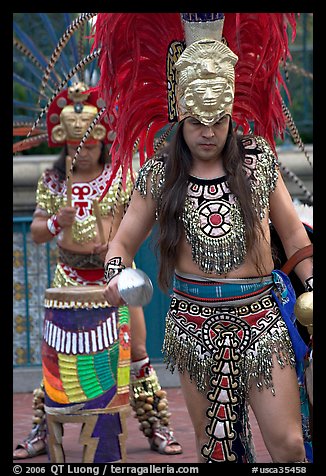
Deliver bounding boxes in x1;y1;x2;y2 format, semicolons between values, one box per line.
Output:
13;217;54;367
13;217;169;368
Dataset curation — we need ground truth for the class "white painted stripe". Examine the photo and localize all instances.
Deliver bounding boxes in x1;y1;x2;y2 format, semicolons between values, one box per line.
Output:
48;323;54;346
84;331;90;354
60;330;66;353
78;332;84;354
112;312;118;340
55;328;61;352
91;329;97;352
65;332;71;354
71;332;77;355
51;325;57;348
44;320;50;341
107;318;113;344
42;320;116;354
102;321;109;348
97;325;103;350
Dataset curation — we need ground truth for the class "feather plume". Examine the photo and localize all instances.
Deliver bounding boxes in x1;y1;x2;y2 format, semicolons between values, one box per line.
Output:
13;72;48;99
38;13;98;102
222;13;297;151
13;13;101;155
16;49;101;152
38;13;71;74
13;36;60;90
63;13;79;66
282;99;313;167
77;17;86;82
13;100;42;113
278;161;313;204
93;13;184;192
14;38;51;77
13;134;48;153
94;13;297;195
13;21;50;71
13;126;46;137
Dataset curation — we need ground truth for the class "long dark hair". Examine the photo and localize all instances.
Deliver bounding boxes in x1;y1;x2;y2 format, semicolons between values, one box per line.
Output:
157;121;265;292
52;143;110;180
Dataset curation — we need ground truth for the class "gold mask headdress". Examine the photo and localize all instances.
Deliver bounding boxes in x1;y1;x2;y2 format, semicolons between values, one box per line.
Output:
48;81;109;146
13;13;112;155
90;13;300;196
175;14;238;125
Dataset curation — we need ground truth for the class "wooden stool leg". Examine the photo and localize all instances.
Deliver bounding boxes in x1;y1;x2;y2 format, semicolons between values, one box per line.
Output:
46;415;65;463
80;412;129;463
79;416;98;463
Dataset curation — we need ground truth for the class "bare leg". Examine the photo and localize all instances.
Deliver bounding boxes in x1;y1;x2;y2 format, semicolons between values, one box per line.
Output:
249;354;306;463
129;306;147;361
179;371;209;463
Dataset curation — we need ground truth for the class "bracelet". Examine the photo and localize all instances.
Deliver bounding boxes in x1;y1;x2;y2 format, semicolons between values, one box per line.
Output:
304;276;313;292
47;214;62;236
104;257;126;284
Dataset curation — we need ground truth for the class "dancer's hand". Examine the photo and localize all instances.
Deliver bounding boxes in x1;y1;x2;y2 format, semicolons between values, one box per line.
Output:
103;275;126;306
56;206;76;228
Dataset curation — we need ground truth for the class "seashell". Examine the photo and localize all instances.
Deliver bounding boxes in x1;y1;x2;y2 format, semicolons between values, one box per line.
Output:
155;390;167;398
141;421;151;429
34;391;44;400
134;401;144;408
137;393;148;401
138;414;149;422
148;416;159;423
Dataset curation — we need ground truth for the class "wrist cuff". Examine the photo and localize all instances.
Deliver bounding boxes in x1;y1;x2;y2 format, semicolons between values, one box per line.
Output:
104;257;126;284
304;276;313;292
47;215;62;236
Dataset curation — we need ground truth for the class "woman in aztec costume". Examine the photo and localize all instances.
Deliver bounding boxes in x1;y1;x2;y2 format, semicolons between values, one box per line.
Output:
13;13;182;460
92;13;313;463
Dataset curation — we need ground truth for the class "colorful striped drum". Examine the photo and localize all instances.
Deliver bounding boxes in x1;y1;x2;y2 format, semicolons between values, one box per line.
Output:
41;286;131;463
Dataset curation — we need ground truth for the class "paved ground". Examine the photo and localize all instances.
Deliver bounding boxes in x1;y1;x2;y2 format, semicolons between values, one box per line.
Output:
13;387;271;464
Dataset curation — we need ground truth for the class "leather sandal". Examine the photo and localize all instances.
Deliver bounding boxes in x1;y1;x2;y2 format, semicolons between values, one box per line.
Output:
149;425;183;455
13;425;47;460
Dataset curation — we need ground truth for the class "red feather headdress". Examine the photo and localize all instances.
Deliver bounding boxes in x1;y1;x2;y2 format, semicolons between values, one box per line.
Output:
223;13;297;143
93;13;297;194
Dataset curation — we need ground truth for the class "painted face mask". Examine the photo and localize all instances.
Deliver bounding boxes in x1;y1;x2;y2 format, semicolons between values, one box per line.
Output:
175;15;238;126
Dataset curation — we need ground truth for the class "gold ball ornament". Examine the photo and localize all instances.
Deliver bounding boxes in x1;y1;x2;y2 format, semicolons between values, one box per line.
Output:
294;291;313;335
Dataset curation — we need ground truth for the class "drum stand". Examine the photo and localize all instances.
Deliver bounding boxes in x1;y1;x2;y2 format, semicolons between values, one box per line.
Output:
46;407;130;463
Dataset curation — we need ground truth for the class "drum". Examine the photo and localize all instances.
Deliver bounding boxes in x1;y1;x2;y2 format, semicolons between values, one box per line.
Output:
41;286;131;463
